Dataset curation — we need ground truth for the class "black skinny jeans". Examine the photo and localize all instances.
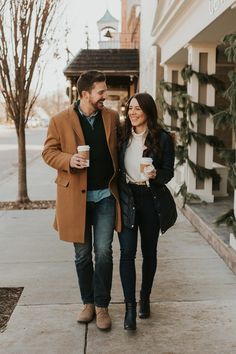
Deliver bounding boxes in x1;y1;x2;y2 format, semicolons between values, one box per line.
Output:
118;184;160;303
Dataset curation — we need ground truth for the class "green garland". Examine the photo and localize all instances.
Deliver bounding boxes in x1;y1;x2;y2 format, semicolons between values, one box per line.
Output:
163;101;179;120
215;209;236;236
213;110;233;129
175;145;188;166
175;182;200;207
181;65;225;92
225;70;236;139
191;101;218;115
217;148;236;188
159;80;186;93
189;130;225;148
159;36;236;237
158;66;224;205
223;33;236;62
214;32;236;235
188;159;221;184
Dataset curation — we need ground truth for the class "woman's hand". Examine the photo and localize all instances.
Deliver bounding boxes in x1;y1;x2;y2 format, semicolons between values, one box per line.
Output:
144;165;157;179
146;169;156;179
70;153;88;169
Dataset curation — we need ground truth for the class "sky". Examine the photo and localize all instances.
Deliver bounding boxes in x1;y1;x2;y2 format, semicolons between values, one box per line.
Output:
41;0;121;95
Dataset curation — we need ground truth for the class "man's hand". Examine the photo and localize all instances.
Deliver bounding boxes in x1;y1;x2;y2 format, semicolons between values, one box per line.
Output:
70;153;88;169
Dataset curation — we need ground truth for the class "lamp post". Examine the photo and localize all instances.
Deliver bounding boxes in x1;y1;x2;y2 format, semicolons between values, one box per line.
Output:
72;85;77;102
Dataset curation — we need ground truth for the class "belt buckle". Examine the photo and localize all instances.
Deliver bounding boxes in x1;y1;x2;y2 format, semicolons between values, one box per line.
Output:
134;181;147;186
139;181;146;186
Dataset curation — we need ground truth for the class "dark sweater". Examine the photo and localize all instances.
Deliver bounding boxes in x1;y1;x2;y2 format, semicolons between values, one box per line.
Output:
76;109;114;190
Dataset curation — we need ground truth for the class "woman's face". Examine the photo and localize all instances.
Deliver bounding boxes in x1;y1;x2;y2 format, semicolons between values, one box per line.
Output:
128;97;147;132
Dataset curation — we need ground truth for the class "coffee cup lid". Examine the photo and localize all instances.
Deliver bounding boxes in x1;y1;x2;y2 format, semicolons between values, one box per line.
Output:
77;145;90;151
140;157;153;163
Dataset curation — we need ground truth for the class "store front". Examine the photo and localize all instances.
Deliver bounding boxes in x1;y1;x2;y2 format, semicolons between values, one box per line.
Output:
151;0;236;203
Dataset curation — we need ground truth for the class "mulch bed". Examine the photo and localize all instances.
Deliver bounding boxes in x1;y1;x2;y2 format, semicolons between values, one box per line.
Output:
0;200;55;210
0;288;23;332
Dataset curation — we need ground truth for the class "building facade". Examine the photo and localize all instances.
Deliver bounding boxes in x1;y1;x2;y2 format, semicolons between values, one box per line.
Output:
120;0;141;49
63;3;140;113
140;0;236;203
139;0;159;97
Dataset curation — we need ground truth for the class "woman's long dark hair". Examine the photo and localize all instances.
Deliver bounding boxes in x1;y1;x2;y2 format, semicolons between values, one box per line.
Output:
119;92;163;156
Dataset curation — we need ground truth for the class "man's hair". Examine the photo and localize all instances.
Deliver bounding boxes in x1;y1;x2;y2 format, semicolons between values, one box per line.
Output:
76;70;106;96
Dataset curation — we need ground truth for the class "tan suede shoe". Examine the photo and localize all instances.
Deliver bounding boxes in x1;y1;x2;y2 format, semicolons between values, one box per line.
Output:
77;304;95;323
95;307;112;331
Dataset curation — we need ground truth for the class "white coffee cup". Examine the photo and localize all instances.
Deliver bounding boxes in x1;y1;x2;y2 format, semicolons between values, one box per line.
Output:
140;157;153;179
77;145;90;167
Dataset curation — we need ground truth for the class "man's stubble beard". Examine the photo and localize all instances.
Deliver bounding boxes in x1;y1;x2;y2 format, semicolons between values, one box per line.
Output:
92;100;105;111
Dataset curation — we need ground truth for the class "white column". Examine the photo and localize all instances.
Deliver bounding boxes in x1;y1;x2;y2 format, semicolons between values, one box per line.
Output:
162;64;185;193
186;43;217;203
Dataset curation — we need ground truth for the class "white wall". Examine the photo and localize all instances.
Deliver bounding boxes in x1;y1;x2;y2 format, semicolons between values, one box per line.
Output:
139;0;158;97
152;0;236;64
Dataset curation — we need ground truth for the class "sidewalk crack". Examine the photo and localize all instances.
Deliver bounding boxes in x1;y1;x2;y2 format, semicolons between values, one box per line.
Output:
84;324;88;354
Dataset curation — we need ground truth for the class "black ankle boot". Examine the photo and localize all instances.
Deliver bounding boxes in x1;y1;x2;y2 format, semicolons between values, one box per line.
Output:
124;302;136;330
139;298;150;319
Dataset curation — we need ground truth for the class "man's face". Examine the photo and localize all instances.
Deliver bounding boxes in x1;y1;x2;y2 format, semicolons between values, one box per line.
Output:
85;81;108;111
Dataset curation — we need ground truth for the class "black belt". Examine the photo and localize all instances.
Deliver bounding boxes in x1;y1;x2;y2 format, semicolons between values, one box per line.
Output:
128;181;147;186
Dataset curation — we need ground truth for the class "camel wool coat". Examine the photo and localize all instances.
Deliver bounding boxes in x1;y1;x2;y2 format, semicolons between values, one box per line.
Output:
42;105;122;243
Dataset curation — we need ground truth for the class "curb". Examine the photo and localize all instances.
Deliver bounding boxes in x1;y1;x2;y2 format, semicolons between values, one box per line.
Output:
176;197;236;275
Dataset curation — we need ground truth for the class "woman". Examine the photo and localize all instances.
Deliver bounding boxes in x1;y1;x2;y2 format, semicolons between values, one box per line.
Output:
118;92;177;330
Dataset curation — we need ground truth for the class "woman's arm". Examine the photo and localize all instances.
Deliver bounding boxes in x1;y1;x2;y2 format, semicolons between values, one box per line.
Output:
151;132;175;185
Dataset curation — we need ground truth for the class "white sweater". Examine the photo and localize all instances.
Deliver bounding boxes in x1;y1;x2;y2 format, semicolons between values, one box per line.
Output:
124;129;147;183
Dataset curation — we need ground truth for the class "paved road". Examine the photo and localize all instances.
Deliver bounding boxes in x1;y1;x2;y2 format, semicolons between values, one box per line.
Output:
0;125;47;182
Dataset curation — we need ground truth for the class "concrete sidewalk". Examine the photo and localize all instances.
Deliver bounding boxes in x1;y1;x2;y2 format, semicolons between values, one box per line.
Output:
0;156;236;354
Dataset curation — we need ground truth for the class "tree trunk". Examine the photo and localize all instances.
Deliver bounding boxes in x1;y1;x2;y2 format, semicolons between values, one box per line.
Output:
16;121;30;203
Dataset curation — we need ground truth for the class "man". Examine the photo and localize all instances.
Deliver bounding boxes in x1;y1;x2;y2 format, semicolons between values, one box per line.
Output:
42;70;121;331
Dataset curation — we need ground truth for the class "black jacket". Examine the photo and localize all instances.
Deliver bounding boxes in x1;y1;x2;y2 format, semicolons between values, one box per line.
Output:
119;129;177;234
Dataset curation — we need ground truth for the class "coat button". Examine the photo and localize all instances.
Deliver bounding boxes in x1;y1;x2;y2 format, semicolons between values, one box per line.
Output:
132;207;135;210
131;224;134;228
81;190;86;193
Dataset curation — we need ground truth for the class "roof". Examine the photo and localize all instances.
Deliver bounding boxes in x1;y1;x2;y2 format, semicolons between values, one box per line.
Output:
97;9;119;24
63;49;139;78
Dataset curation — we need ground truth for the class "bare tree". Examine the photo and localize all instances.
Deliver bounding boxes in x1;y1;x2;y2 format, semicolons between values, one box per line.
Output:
0;0;60;202
0;1;4;12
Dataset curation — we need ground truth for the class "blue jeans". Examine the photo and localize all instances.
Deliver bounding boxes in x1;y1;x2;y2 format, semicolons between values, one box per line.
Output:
119;185;160;303
74;195;115;307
